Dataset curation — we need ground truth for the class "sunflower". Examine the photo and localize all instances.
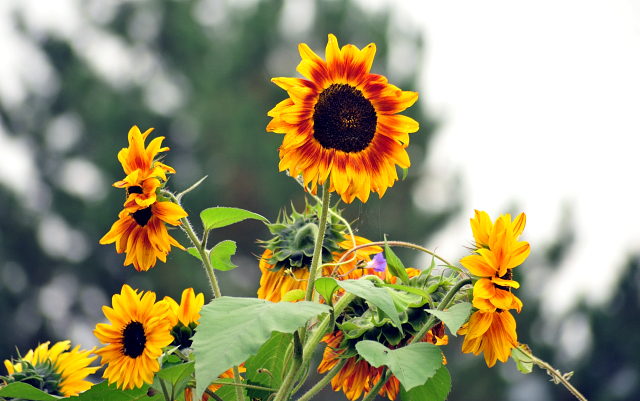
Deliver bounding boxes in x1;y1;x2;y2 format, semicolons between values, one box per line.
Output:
3;341;98;397
267;34;419;203
93;284;174;390
114;126;176;211
457;309;517;367
461;211;529;312
164;288;205;349
100;200;188;272
258;235;381;302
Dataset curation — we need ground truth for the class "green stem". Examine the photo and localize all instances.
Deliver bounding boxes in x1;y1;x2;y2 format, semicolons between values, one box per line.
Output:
165;190;222;299
208;381;278;392
408;278;472;345
304;184;331;303
204;388;225;401
333;240;457;276
232;365;244;401
274;331;303;401
518;345;587;401
296;358;348;401
361;368;391;401
159;378;171;401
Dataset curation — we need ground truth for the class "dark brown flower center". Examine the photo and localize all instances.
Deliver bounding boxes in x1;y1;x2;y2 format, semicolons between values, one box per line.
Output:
122;321;146;358
132;207;153;227
312;84;377;153
127;185;143;195
495;269;513;292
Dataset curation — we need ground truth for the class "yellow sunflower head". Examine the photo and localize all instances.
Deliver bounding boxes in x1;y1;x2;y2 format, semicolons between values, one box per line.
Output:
2;341;98;397
458;309;518;367
93;284;174;390
100;200;188;272
114;126;176;210
267;34;419;203
164;288;205;349
461;210;529;312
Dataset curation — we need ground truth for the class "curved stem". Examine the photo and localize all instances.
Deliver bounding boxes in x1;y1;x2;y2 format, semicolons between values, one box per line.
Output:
164;190;222;298
336;240;456;271
519;345;587;401
361;368;391;401
296;358;348;401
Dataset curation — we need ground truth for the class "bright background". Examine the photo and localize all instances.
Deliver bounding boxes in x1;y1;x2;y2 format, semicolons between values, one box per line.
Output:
1;0;639;400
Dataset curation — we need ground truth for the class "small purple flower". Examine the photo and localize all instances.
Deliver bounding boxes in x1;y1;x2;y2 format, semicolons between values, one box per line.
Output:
368;252;387;273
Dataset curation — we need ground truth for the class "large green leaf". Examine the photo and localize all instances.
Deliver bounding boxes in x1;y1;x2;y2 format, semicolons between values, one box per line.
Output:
200;207;268;231
74;380;163;401
0;383;57;401
399;365;451;401
245;332;292;399
384;238;410;285
337;279;403;333
192;297;330;400
425;302;472;336
210;240;237;271
355;341;443;391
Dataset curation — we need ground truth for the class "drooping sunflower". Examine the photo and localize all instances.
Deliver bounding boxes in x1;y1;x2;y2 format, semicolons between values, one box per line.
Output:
457;309;518;367
93;284;174;390
461;211;529;312
100;200;188;272
257;203;381;302
114;126;176;211
3;341;98;397
267;34;419;203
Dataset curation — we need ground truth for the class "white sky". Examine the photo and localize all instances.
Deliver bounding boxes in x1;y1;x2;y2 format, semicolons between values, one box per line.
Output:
398;0;640;315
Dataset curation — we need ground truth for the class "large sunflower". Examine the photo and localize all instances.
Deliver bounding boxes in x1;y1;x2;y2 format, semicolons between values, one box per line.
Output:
267;34;419;203
93;284;174;390
3;341;98;397
457;309;518;368
461;211;529;312
100;200;188;272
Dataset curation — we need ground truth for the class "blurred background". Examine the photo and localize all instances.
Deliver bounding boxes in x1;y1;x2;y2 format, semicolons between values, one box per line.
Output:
0;0;639;400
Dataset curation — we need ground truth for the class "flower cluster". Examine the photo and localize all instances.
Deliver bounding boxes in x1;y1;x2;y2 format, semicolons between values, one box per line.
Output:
100;126;188;272
457;210;530;367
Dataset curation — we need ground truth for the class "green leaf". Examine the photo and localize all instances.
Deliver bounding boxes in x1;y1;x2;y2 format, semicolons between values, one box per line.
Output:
511;347;534;374
156;361;194;399
425;302;472;336
0;382;57;400
192;297;330;400
385;288;429;311
355;341;443;391
399;365;451;401
245;332;292;399
314;277;340;305
209;240;237;271
75;380;163;401
210;378;249;401
402;167;409;180
280;289;305;302
187;247;202;261
384;237;410;285
337;279;403;334
200;207;268;231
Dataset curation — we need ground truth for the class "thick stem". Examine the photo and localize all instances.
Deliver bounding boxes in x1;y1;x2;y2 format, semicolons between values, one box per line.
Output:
361;368;391;401
204;388;225;401
408;278;472;345
519;345;588;401
208;381;279;392
296;358;348;401
232;365;244;401
304;184;331;303
333;240;456;276
159;378;172;401
274;331;303;401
